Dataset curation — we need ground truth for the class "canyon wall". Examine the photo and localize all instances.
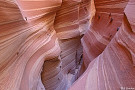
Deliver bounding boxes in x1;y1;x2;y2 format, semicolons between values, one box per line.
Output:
0;0;90;90
0;0;135;90
82;0;128;69
70;0;135;90
0;0;61;90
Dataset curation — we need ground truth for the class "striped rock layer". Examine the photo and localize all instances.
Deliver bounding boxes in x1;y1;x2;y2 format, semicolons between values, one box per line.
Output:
0;0;90;90
0;0;62;90
0;0;135;90
70;0;135;90
82;0;128;69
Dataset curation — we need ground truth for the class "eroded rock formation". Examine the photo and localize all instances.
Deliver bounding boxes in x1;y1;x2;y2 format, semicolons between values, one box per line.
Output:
70;0;135;90
0;0;135;90
0;0;89;90
82;0;128;70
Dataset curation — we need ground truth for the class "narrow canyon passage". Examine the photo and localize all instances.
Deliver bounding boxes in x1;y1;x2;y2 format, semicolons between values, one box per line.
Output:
0;0;135;90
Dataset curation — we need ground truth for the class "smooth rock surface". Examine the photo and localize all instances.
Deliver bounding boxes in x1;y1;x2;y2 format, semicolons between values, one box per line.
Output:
0;0;135;90
70;0;135;90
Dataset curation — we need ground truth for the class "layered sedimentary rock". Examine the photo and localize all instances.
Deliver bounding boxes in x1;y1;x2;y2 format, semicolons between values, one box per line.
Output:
0;0;90;90
41;0;92;89
70;0;135;90
0;0;61;90
1;0;135;90
82;0;128;69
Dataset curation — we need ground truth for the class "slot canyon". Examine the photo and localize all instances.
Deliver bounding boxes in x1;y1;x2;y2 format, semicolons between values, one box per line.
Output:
0;0;135;90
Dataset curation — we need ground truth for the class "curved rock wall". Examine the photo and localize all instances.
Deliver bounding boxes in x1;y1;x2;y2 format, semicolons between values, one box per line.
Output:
0;0;61;90
82;0;128;68
0;0;91;90
41;0;92;89
70;0;135;90
0;0;135;90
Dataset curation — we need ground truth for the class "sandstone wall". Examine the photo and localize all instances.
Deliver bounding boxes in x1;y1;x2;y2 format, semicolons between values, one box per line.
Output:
0;0;91;90
0;0;135;90
70;0;135;90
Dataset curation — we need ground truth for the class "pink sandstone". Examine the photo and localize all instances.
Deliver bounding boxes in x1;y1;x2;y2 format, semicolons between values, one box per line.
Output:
0;0;135;90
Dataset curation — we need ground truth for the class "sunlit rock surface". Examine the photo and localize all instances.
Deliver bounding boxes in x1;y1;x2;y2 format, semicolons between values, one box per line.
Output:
0;0;135;90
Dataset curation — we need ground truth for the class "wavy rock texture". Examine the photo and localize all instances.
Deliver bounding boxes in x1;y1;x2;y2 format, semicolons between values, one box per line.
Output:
0;0;135;90
0;0;90;90
0;0;61;90
41;0;93;89
82;0;128;69
70;0;135;90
